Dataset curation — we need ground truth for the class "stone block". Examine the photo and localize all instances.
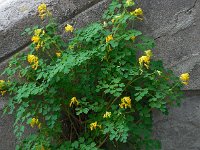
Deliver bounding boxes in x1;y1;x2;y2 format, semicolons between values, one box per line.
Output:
138;0;200;90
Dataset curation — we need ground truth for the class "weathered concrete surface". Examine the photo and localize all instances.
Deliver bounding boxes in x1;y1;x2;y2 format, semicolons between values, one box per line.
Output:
0;113;16;150
153;95;200;150
140;0;200;90
62;0;111;32
0;0;103;62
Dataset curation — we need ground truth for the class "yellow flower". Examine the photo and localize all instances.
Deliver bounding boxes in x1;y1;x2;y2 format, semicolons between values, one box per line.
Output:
106;34;113;43
139;50;153;69
90;122;97;131
56;52;61;57
34;29;45;37
35;118;39;125
39;13;46;20
38;3;47;20
42;30;45;35
139;56;150;69
30;118;41;129
0;80;5;90
90;121;101;131
180;73;190;81
35;44;40;51
30;118;36;128
65;24;74;32
69;45;74;50
180;73;190;85
1;90;6;96
69;97;79;107
131;36;136;41
119;96;132;109
27;54;39;70
0;80;4;83
31;36;40;43
34;29;42;36
32;62;39;70
38;3;47;14
36;145;45;150
27;55;38;64
126;0;135;6
103;111;111;118
0;80;6;96
41;145;45;150
111;19;115;23
38;123;42;129
0;80;7;96
145;50;152;57
130;8;143;16
33;28;44;51
35;41;44;51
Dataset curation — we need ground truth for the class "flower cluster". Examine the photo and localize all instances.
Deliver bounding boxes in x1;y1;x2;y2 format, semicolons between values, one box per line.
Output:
69;97;79;107
0;80;6;96
27;54;39;70
131;36;136;41
38;3;47;19
103;111;111;118
130;8;143;16
90;121;101;131
31;29;45;51
65;24;74;32
31;36;40;44
139;50;152;69
56;52;61;57
106;34;113;43
119;97;132;109
30;118;41;129
180;73;190;85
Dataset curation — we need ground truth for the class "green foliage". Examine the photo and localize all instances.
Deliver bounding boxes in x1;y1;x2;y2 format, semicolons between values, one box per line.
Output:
1;0;185;149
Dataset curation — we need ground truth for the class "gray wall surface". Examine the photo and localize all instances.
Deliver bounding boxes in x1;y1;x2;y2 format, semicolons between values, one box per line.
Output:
0;0;200;149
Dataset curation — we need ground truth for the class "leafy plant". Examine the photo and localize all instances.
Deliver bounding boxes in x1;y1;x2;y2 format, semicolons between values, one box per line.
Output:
1;0;189;149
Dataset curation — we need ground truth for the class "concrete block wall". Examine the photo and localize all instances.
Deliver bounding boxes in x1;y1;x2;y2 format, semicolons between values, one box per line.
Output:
0;0;200;149
140;1;200;149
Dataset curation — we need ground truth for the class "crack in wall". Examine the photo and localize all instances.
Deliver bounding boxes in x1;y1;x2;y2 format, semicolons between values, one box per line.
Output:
154;1;199;72
153;0;197;40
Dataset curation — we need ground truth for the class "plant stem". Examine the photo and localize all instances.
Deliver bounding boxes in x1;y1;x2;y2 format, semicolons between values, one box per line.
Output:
98;134;109;148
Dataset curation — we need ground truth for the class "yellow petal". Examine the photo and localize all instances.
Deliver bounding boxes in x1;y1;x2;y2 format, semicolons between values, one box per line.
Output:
65;24;74;32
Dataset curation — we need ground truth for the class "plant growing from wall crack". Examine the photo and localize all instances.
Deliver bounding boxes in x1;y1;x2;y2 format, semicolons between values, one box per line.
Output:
1;0;190;149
